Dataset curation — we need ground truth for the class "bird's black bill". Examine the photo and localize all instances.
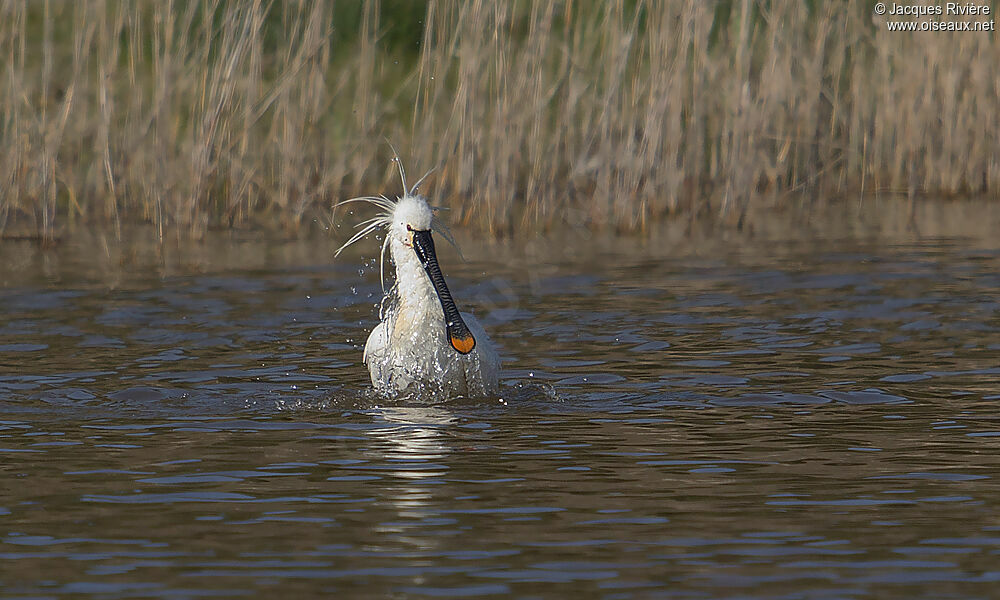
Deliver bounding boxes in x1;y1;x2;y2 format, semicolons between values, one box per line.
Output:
411;229;476;354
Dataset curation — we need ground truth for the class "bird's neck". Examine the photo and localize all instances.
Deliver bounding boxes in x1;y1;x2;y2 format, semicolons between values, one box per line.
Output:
391;241;439;315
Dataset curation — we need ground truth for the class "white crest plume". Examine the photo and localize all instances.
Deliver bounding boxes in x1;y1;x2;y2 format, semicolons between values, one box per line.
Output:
334;150;456;291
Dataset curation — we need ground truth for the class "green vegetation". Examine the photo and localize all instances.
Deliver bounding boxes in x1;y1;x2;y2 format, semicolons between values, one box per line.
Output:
1;1;996;240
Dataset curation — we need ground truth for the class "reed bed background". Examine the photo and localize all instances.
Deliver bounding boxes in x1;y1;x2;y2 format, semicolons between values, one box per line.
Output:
1;0;997;240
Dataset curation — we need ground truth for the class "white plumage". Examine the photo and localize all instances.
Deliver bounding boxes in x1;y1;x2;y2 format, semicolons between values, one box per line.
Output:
336;158;500;397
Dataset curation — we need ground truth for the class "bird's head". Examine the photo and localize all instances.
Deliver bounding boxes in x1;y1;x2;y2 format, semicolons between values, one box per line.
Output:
333;151;475;355
389;194;434;250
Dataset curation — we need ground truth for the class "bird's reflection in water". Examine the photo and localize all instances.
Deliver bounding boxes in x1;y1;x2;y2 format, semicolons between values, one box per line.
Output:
365;405;458;550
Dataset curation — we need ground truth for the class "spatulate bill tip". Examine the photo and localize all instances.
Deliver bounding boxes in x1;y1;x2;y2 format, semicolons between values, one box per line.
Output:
448;330;476;354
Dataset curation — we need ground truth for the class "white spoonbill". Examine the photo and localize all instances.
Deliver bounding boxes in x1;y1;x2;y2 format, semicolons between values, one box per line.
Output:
335;159;500;397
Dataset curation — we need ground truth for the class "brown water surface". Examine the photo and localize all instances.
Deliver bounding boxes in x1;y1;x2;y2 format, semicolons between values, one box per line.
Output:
1;200;999;598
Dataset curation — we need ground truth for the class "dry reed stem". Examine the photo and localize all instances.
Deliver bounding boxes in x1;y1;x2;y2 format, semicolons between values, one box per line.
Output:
0;0;996;241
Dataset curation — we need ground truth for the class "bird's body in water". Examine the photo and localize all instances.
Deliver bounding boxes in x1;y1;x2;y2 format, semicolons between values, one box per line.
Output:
336;159;500;397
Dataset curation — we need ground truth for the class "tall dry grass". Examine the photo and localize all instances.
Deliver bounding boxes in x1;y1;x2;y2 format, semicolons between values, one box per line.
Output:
1;0;997;241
